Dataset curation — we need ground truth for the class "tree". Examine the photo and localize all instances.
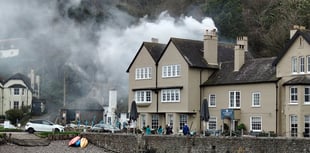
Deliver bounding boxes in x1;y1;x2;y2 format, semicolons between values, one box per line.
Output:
203;0;248;41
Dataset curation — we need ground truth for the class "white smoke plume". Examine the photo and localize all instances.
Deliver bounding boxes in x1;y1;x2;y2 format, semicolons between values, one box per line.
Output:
0;0;216;104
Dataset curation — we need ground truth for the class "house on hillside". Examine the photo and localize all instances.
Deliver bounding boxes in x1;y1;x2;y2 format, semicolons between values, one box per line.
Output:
127;25;310;137
0;73;33;116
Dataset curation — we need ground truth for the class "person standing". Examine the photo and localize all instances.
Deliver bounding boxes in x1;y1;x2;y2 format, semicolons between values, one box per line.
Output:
145;125;151;135
165;124;173;135
182;123;189;136
157;125;163;135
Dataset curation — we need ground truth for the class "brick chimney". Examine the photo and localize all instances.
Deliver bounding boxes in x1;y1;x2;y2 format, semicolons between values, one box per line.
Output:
234;36;247;71
203;29;218;66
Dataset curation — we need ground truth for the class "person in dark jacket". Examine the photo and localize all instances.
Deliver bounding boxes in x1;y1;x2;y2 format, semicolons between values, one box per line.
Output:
182;123;190;135
165;124;173;135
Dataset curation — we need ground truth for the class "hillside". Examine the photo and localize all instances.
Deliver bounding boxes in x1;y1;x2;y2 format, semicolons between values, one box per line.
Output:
0;0;309;114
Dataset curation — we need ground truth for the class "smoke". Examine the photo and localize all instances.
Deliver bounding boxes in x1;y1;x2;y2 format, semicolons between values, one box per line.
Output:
0;0;216;105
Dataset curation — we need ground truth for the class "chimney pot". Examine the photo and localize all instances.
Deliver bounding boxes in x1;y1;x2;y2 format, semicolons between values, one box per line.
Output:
151;38;158;43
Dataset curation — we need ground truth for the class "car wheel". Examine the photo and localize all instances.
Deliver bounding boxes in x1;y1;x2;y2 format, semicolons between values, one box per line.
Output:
54;128;60;132
28;128;34;134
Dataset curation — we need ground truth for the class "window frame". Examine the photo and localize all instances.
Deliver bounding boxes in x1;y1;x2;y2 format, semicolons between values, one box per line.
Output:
292;56;298;74
13;101;19;109
13;88;20;96
290;87;298;104
135;67;152;80
250;116;262;132
305;87;310;104
162;64;181;78
307;56;310;73
179;114;188;130
151;114;159;129
209;94;216;107
229;91;241;108
135;90;152;103
252;92;261;107
299;56;305;73
304;115;310;137
161;89;180;103
290;115;298;137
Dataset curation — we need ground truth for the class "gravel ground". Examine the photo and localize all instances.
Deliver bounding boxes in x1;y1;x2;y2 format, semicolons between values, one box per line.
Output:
0;140;111;153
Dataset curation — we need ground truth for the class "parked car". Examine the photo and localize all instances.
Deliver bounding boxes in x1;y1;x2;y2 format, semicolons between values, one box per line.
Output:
25;119;64;133
91;123;121;133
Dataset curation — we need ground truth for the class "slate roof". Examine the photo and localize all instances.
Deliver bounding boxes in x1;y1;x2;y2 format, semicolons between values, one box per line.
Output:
167;37;235;69
5;73;33;92
283;76;310;85
144;42;166;63
64;97;104;111
126;42;166;72
202;57;278;86
273;30;310;65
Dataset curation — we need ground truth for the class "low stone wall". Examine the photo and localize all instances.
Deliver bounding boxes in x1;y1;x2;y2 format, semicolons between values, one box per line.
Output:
80;133;310;153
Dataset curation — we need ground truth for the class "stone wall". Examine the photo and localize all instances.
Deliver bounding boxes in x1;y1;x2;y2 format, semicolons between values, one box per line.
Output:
80;133;310;153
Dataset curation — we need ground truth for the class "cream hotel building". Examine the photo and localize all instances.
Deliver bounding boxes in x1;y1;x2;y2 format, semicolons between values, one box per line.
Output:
127;25;310;138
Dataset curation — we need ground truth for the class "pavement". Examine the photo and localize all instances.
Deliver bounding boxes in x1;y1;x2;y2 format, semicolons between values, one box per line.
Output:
1;132;51;146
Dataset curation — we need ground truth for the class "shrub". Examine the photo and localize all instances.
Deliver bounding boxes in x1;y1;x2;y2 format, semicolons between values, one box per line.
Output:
5;109;24;125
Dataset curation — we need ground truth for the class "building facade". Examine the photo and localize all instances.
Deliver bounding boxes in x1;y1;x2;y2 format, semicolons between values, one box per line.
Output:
0;73;33;116
127;25;310;137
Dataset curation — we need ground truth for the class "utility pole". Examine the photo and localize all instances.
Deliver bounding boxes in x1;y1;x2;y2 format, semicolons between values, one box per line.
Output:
63;70;66;107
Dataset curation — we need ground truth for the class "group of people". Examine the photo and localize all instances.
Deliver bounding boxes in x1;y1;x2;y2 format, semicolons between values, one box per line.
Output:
144;124;173;135
144;123;192;135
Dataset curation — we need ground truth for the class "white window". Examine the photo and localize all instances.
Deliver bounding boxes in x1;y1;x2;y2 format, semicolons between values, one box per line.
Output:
292;56;298;73
13;88;19;95
135;67;152;80
13;101;19;109
161;89;180;102
290;87;298;104
162;65;180;78
179;114;188;130
207;117;217;130
307;56;310;73
290;115;298;137
304;115;310;137
252;92;261;107
229;91;240;108
140;114;146;128
305;87;310;104
209;94;216;107
250;116;262;132
151;114;159;129
135;90;152;103
300;56;305;73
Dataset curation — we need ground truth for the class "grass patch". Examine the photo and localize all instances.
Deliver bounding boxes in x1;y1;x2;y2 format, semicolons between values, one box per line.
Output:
0;126;23;132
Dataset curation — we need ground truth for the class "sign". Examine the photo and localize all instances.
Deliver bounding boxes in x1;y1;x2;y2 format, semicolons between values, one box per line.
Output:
221;109;234;120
